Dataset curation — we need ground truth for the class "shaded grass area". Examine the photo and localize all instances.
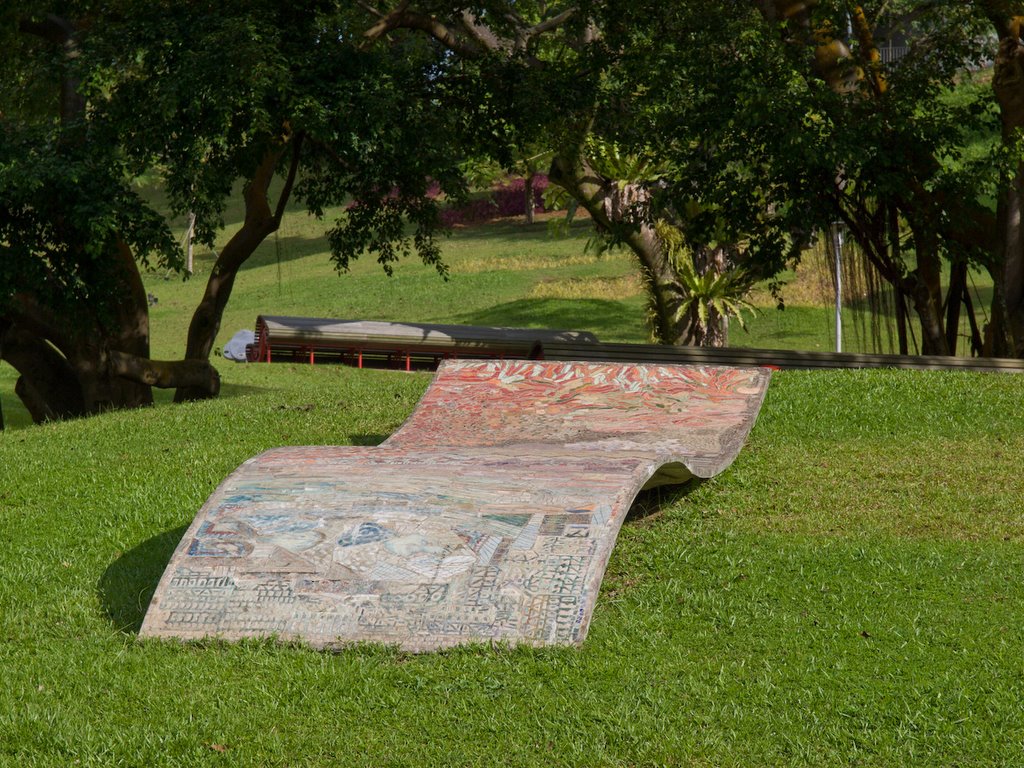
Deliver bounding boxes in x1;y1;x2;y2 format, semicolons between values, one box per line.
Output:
3;364;1024;765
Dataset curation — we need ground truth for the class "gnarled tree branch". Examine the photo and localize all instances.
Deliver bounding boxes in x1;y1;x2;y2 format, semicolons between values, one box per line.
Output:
362;3;578;60
109;351;220;395
176;135;301;401
363;7;484;57
2;324;86;422
8;294;75;357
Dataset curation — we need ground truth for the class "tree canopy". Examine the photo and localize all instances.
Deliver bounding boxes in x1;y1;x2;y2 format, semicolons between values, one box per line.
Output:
1;1;474;419
360;1;1017;352
4;1;1024;424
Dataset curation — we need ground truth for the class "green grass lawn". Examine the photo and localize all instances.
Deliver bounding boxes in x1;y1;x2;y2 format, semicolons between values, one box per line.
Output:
3;204;1023;765
2;363;1024;766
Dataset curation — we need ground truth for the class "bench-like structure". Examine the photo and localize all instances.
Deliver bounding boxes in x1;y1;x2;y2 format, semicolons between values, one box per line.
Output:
249;315;599;370
248;317;1024;374
141;360;770;651
536;340;1024;373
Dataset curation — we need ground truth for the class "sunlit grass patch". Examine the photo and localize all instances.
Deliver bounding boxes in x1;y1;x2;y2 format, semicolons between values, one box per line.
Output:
529;274;642;301
453;252;600;274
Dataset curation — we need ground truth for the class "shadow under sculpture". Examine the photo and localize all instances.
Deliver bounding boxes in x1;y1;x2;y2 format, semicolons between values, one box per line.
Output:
140;360;770;651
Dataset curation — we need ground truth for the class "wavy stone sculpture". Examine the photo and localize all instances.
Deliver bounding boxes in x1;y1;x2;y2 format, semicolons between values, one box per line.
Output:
141;361;770;651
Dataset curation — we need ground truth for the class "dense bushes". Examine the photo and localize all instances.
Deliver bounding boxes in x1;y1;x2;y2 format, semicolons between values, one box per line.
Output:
440;175;550;226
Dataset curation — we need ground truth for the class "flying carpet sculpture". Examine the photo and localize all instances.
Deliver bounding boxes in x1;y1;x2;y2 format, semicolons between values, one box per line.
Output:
141;360;770;651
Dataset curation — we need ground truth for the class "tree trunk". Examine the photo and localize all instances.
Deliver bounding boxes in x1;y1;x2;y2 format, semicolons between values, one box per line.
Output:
877;202;911;356
961;276;985;356
994;166;1024;355
973;6;1024;355
693;245;731;347
990;17;1024;354
524;172;535;224
110;351;220;394
32;238;156;414
909;226;950;355
17;15;86;123
3;319;221;423
91;237;156;410
907;278;948;355
4;238;219;422
945;260;967;355
549;152;692;345
2;325;87;421
687;305;728;347
894;288;910;355
175;136;302;402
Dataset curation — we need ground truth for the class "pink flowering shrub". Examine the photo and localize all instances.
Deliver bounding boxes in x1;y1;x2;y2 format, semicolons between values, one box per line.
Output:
440;175;550;226
347;176;552;227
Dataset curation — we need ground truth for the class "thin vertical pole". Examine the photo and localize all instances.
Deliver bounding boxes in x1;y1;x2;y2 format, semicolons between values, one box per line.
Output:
833;225;843;353
185;212;196;275
0;333;4;431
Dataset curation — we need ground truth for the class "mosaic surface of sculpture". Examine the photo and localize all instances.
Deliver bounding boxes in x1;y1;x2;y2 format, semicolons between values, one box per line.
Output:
141;361;770;650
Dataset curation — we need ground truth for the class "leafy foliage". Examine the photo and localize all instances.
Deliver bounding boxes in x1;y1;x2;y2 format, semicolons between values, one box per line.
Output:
654;221;757;343
671;249;757;334
0;123;179;317
2;1;507;418
87;3;468;270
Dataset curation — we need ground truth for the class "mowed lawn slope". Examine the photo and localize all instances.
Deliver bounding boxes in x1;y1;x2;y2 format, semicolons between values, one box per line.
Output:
2;362;1024;766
